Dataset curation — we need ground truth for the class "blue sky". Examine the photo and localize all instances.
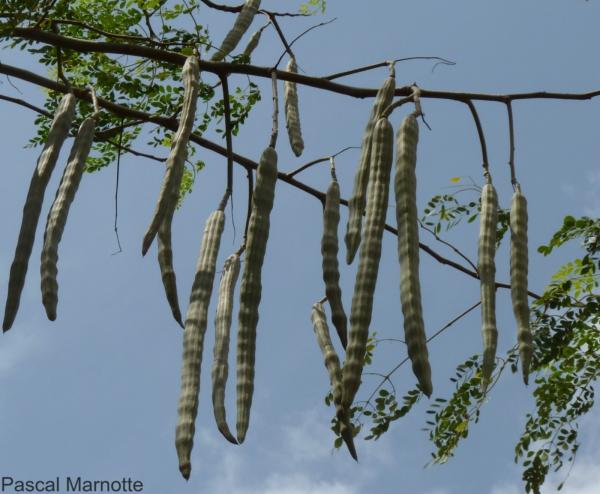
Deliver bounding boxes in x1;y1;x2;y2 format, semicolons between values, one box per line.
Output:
0;1;599;493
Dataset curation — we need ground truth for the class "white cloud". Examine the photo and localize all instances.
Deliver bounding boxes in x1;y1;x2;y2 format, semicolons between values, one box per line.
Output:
491;483;520;494
245;473;358;494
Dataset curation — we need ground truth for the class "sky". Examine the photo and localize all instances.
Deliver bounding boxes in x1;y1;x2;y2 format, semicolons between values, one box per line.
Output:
0;1;599;493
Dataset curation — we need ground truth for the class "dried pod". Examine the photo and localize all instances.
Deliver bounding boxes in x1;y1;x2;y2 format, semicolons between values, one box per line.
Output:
342;117;394;410
242;27;263;59
236;146;277;444
40;115;96;321
283;57;304;157
510;185;533;384
478;181;499;389
3;92;76;331
311;302;357;460
142;55;199;256
175;209;225;480
345;70;395;265
212;253;241;444
321;175;347;348
211;0;261;62
156;160;185;328
394;114;432;397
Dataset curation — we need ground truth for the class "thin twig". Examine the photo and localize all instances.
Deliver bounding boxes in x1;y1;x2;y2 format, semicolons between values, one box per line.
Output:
287;146;360;177
198;0;310;17
274;18;336;68
506;100;517;187
269;70;278;148
465;100;489;178
112;120;124;255
220;73;234;208
325;56;456;81
356;300;482;422
266;13;294;65
418;220;479;274
243;166;253;243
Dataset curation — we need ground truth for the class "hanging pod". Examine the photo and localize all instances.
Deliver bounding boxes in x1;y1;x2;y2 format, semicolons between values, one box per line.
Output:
175;208;225;480
342;116;394;411
212;253;241;444
41;114;96;321
236;146;278;444
211;0;261;62
283;57;305;157
394;113;432;397
345;66;395;265
3;92;76;331
142;54;199;256
478;180;499;390
510;184;533;384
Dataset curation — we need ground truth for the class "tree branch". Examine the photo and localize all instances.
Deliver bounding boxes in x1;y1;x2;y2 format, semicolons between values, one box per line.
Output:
0;60;542;299
13;27;600;105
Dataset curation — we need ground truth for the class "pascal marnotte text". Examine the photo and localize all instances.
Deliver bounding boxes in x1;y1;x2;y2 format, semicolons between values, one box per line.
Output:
1;477;143;492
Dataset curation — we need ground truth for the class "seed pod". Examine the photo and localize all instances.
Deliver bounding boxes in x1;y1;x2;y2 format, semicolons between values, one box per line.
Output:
394;114;432;397
175;209;225;480
241;27;263;59
478;181;499;390
156;157;185;328
283;57;304;157
345;70;395;265
510;185;533;385
236;146;277;444
142;55;199;256
311;302;357;460
3;92;76;331
212;253;241;444
211;0;261;62
321;175;347;348
40;115;96;321
341;117;394;410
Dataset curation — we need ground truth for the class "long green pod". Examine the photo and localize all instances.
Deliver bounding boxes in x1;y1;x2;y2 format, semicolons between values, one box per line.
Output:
342;117;394;410
156;161;185;328
394;114;432;397
345;69;395;265
478;181;499;389
283;57;304;157
40;115;96;321
236;145;277;444
241;27;264;59
142;55;199;256
211;0;261;62
510;184;533;384
212;253;241;444
311;302;357;460
321;175;347;348
3;92;76;331
175;208;225;480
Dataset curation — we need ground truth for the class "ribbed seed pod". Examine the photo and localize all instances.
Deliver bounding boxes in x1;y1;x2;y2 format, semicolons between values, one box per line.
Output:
345;71;395;265
241;27;263;59
311;302;357;460
211;0;261;62
156;161;185;328
342;117;394;410
175;209;225;480
321;176;347;348
478;181;499;390
3;93;76;331
510;185;533;385
283;57;304;157
236;146;277;444
395;114;432;397
40;115;96;321
212;253;241;444
142;55;199;256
